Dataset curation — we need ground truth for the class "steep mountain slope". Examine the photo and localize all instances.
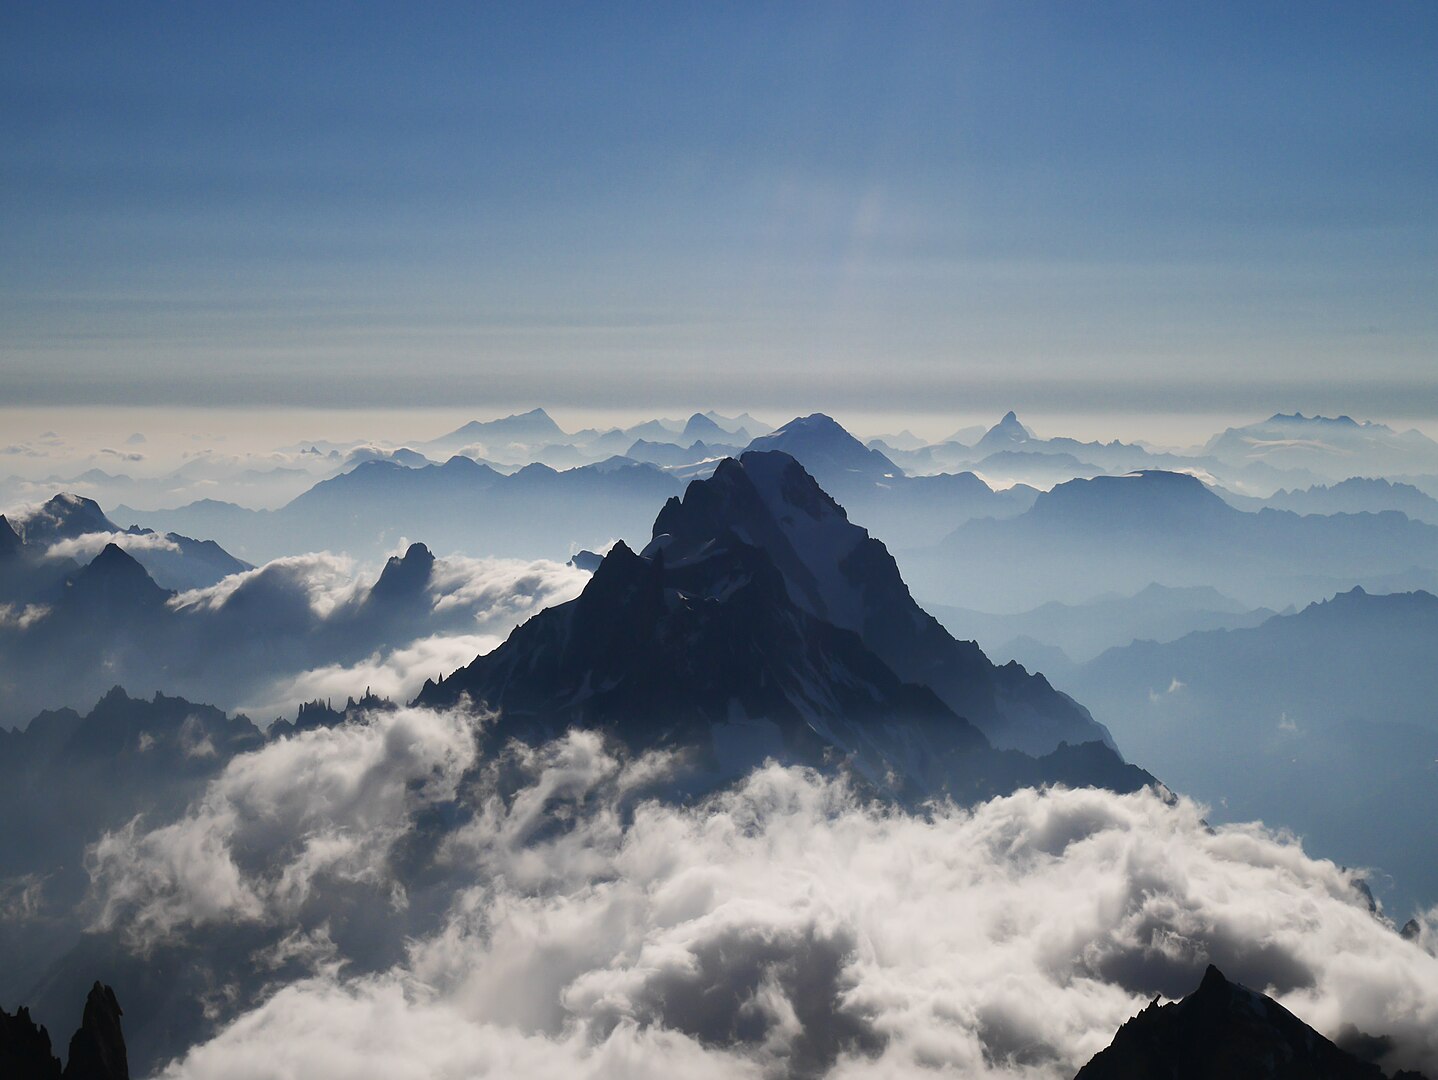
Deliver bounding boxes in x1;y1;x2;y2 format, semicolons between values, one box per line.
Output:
1076;965;1428;1080
421;453;1138;795
641;451;1109;753
0;982;130;1080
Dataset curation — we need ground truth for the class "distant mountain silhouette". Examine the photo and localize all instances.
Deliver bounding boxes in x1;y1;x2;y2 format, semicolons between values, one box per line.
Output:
121;456;684;564
1203;413;1438;480
624;438;741;468
61;544;171;615
1061;587;1438;911
10;493;115;546
739;414;1036;545
1076;964;1427;1080
421;453;1142;794
1257;477;1438;525
702;410;773;436
681;411;748;443
423;408;568;455
905;470;1438;610
931;583;1276;666
745;414;902;490
973;409;1034;452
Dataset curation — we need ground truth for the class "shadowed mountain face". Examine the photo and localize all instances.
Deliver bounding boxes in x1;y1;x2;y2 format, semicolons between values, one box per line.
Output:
421;452;1144;796
1076;965;1428;1080
425;538;994;796
643;452;1111;754
0;982;129;1080
1059;587;1438;912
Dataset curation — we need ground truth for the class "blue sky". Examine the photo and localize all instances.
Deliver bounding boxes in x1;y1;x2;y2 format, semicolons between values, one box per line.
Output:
2;2;1435;418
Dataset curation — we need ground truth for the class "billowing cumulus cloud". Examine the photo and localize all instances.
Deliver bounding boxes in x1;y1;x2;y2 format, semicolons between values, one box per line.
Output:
170;552;371;618
88;706;480;947
84;714;1438;1079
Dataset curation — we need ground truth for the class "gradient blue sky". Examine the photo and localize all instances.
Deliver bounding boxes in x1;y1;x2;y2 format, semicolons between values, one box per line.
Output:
2;2;1435;420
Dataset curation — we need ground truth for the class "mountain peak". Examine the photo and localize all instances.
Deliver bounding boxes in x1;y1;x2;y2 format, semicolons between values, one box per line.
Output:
67;544;169;609
369;542;436;604
65;981;129;1080
681;412;729;441
976;411;1032;450
1076;963;1413;1079
645;450;1110;754
745;415;900;487
12;492;117;547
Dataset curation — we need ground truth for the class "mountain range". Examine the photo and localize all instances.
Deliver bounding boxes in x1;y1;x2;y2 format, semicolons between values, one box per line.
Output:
903;469;1438;611
117;455;684;564
930;583;1279;668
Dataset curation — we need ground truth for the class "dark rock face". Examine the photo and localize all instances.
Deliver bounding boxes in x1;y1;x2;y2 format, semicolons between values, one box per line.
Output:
0;515;25;562
0;983;128;1080
421;453;1153;800
0;1004;62;1080
365;541;435;609
1075;965;1428;1080
644;451;1110;755
63;984;129;1080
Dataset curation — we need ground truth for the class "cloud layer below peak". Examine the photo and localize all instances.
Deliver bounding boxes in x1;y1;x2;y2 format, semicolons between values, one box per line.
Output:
79;711;1438;1079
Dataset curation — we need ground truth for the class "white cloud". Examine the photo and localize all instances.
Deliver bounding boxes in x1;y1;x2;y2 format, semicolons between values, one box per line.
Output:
427;554;585;626
88;706;480;948
237;633;506;720
101;721;1438;1080
170;552;368;616
44;530;183;561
